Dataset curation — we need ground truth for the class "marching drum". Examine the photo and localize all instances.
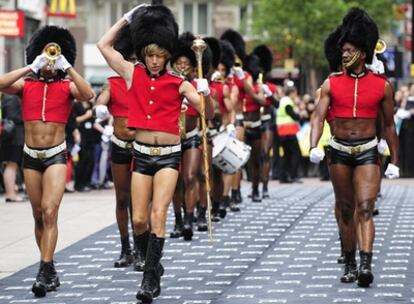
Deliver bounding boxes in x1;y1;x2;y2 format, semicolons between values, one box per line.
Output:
212;132;251;174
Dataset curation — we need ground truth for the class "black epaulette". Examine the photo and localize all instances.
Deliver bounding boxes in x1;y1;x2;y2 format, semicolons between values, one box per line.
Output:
328;71;343;78
168;70;185;79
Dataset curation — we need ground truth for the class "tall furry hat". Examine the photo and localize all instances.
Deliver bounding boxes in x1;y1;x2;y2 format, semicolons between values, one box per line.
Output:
243;54;261;82
253;45;273;75
204;37;221;69
26;25;76;66
338;8;379;64
171;32;212;77
324;26;343;72
219;40;236;76
220;29;246;62
114;25;133;60
130;4;178;62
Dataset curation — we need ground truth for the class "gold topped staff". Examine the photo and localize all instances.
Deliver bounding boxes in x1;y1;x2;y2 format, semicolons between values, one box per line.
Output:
191;36;213;241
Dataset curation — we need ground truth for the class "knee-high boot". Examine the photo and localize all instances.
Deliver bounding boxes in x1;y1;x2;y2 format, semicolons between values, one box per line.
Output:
133;231;149;272
358;251;374;287
136;235;165;303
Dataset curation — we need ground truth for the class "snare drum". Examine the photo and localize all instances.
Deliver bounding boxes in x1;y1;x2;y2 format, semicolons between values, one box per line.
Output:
212;132;251;174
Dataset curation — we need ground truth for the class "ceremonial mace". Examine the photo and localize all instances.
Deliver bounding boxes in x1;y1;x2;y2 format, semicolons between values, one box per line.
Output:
192;36;213;241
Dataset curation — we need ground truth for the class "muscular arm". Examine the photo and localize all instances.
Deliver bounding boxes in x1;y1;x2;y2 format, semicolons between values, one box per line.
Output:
67;68;95;101
243;76;265;105
381;81;399;165
223;84;236;111
180;80;214;119
96;18;134;88
310;78;330;148
96;85;111;105
0;67;31;95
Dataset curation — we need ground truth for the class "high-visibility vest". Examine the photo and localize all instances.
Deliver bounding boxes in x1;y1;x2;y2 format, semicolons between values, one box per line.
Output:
276;96;300;136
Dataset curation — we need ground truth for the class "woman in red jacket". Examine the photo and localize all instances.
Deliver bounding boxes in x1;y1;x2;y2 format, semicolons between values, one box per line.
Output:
0;26;94;297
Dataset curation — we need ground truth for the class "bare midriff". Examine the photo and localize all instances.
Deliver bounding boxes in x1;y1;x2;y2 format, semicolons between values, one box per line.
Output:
333;117;377;140
113;117;136;141
135;129;180;146
24;121;66;148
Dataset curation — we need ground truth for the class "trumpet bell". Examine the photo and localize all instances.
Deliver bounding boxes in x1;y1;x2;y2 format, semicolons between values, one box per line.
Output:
44;42;61;60
375;39;386;54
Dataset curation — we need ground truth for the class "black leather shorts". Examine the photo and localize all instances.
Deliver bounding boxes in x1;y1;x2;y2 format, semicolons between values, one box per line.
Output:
111;142;133;164
23;150;67;172
327;138;379;167
182;134;202;151
132;149;181;176
245;126;262;141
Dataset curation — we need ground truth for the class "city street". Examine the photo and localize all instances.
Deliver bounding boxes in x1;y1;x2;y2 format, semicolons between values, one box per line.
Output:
0;178;413;304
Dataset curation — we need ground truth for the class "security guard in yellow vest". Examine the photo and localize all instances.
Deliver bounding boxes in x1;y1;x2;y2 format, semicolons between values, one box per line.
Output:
276;87;302;183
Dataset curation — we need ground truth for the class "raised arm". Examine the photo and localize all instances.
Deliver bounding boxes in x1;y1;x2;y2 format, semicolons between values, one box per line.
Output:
96;18;134;87
67;68;95;101
96;84;111;105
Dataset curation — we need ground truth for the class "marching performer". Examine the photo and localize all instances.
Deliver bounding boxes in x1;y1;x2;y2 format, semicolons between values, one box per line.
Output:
0;26;94;297
310;8;399;287
96;26;145;270
97;4;214;302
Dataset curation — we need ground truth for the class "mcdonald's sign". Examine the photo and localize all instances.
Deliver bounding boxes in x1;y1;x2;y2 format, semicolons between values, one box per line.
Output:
47;0;77;18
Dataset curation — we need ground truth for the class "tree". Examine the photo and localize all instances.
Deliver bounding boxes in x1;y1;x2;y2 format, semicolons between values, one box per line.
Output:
230;0;394;93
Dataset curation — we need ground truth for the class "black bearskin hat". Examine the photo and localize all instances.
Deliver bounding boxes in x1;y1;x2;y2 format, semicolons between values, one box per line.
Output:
243;54;261;82
130;4;178;62
26;25;76;66
338;8;379;64
220;29;246;62
171;32;197;68
324;26;343;72
204;37;221;69
114;25;133;60
253;45;273;75
219;40;236;76
171;32;212;77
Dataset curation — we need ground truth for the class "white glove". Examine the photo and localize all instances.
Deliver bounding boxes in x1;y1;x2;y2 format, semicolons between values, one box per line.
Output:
95;105;109;120
29;54;48;74
261;84;272;97
70;144;81;156
377;138;388;155
101;125;113;143
233;67;245;80
384;163;400;179
309;147;325;164
226;123;236;138
210;70;222;81
123;3;150;23
366;55;385;74
54;54;72;72
396;108;411;120
195;78;210;96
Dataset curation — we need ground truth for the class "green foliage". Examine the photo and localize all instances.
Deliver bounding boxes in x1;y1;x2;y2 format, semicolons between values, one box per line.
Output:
232;0;394;69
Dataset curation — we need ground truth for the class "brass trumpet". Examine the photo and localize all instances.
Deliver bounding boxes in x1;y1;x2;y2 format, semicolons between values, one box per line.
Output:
375;39;386;54
43;42;61;70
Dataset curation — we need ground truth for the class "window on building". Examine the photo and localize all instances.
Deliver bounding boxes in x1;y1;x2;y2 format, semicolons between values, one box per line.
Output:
181;1;211;36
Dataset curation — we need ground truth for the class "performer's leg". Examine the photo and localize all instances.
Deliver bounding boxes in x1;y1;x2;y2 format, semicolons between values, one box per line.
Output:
182;148;201;241
330;164;358;283
353;164;380;287
171;175;184;238
111;162;133;268
261;128;273;198
136;168;178;303
247;136;262;202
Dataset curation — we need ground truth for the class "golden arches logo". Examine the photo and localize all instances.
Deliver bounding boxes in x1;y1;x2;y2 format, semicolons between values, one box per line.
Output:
47;0;76;18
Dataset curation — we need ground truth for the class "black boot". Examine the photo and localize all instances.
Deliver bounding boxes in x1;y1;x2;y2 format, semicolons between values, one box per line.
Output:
235;189;242;203
170;212;183;238
133;231;149;272
182;212;194;241
358;251;374;287
218;197;228;219
340;250;358;283
252;187;261;202
197;207;208;231
227;194;240;212
337;237;345;264
114;235;134;268
44;261;60;292
136;235;164;303
212;201;221;222
262;181;269;199
231;189;239;205
32;261;47;297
